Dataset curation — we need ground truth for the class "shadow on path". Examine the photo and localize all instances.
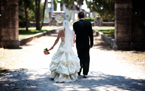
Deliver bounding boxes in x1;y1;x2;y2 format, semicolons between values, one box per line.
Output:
1;30;145;91
0;69;145;91
93;35;113;51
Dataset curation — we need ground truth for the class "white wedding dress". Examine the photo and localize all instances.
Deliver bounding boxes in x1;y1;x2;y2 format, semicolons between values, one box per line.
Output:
49;37;80;83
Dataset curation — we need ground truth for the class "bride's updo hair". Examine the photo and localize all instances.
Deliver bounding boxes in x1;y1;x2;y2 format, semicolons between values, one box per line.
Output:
63;20;70;28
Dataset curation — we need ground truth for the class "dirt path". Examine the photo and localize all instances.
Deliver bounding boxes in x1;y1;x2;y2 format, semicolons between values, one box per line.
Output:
0;31;145;91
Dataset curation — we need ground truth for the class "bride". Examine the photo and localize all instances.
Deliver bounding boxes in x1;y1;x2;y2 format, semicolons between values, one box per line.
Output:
44;20;80;83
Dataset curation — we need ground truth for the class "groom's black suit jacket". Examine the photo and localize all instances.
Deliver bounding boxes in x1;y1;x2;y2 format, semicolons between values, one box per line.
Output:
73;19;93;48
73;19;93;75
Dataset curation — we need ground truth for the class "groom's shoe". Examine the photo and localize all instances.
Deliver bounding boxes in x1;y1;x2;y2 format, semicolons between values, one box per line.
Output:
83;75;87;78
78;72;81;76
78;68;82;76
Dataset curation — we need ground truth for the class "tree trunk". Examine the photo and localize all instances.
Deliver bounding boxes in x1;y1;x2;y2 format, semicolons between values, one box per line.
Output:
79;4;81;11
0;0;2;43
35;0;41;30
40;0;47;29
24;0;28;32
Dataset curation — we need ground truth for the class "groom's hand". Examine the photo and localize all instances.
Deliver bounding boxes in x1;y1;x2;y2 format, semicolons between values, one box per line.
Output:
90;45;93;48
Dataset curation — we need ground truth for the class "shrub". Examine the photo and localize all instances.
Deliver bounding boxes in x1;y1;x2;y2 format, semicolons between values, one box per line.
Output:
84;18;95;22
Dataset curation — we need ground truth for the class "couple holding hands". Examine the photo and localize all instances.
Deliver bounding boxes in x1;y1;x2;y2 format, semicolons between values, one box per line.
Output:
44;12;94;83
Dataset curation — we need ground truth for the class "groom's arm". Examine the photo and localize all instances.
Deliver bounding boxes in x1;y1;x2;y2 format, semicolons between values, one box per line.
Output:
73;22;76;34
89;23;93;48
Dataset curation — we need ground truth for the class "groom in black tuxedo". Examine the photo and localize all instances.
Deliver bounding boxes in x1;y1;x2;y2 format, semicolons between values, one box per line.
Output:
73;12;94;78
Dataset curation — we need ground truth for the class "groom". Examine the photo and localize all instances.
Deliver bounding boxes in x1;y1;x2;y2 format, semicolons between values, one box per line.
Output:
73;12;94;78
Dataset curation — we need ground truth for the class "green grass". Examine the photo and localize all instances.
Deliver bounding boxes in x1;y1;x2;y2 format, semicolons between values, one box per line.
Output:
93;26;115;38
98;29;114;38
19;29;48;39
84;18;95;22
19;26;62;39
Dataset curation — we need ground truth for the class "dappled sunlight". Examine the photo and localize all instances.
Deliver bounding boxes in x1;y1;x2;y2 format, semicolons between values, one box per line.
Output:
60;72;145;91
92;26;115;30
90;48;145;80
19;26;62;31
1;29;145;90
93;35;113;50
2;69;143;90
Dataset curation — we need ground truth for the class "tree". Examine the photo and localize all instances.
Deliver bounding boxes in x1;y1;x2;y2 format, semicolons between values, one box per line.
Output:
40;0;47;29
19;0;35;29
54;0;58;11
35;0;47;30
19;0;48;30
75;0;84;11
35;0;41;30
86;0;114;21
24;0;28;32
19;1;25;27
62;0;114;20
62;0;83;11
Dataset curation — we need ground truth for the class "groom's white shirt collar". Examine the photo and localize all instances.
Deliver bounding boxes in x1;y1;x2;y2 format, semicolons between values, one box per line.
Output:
80;18;84;20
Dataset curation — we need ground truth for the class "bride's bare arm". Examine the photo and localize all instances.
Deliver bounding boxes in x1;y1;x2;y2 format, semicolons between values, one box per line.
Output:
49;30;61;50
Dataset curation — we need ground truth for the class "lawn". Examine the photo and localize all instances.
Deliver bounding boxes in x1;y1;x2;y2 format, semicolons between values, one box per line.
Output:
19;26;115;39
92;26;115;38
19;29;48;39
98;29;114;38
19;26;62;39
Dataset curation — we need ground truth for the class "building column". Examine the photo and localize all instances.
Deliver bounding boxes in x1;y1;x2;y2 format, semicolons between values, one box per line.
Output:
114;0;132;50
0;0;19;48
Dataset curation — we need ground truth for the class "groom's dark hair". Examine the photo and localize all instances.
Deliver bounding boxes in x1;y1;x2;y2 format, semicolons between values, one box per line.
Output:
78;12;84;18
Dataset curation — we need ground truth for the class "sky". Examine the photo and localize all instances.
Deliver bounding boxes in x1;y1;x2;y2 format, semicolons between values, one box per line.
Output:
81;0;90;12
41;0;90;12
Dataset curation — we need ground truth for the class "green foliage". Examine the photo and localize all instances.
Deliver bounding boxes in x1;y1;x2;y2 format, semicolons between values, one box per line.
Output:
27;8;35;21
58;16;63;21
62;0;75;10
62;0;83;10
40;2;45;21
19;0;45;22
95;13;98;17
53;0;58;11
98;29;114;38
19;0;35;22
84;18;95;22
19;29;48;35
86;0;114;21
62;0;115;21
19;1;25;22
19;29;48;39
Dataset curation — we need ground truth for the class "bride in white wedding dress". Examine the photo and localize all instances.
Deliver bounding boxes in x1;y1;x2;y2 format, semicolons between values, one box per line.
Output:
45;20;80;83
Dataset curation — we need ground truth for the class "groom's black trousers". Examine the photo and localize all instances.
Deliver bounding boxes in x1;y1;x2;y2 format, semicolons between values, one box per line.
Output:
76;47;90;75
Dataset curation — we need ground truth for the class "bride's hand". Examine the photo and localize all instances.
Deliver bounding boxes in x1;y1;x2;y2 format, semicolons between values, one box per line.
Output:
49;47;53;50
44;50;48;55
